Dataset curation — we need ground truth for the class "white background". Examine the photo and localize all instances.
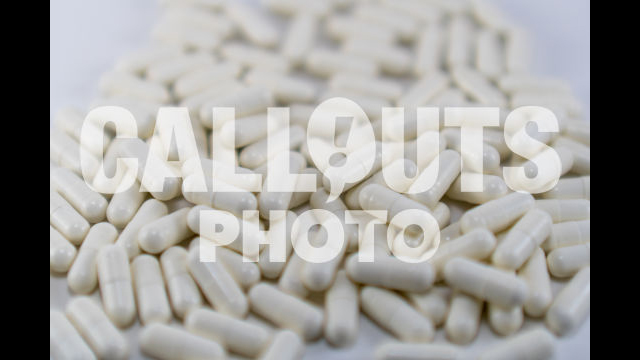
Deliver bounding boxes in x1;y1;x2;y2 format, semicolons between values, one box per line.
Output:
50;1;590;359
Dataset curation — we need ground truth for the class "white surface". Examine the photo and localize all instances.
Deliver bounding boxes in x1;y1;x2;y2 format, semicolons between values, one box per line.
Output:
50;0;590;359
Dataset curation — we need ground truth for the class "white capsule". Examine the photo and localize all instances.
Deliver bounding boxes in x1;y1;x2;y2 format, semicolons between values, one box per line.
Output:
488;302;524;336
139;323;226;360
215;246;261;289
446;173;509;205
476;29;504;79
160;247;202;318
505;28;531;73
186;307;272;358
259;330;305;360
183;176;258;217
50;128;95;176
89;96;158;139
227;2;279;47
459;192;534;233
96;245;136;328
173;62;242;100
546;266;590;336
106;180;146;228
478;328;556;360
306;49;378;78
114;45;182;74
541;176;590;200
138;207;193;254
239;125;306;169
259;151;306;219
542;219;590;252
329;73;403;102
326;15;396;43
221;42;290;72
444;257;529;308
430;228;496;280
50;226;77;273
282;11;319;66
202;87;275;129
50;190;90;245
413;24;445;77
278;252;310;298
181;80;245;118
187;247;248;318
553;136;590;175
99;71;170;103
406;285;452;326
447;15;475;68
354;4;419;42
408;150;461;208
65;297;129;360
54;107;111;156
342;39;412;75
445;292;483;345
67;223;118;294
187;206;264;260
344;159;417;210
115;199;168;259
492;209;552;270
518;248;552;317
375;342;461;360
158;6;235;38
324;270;359;347
346;253;435;292
359;184;435;224
361;286;435;342
245;70;317;104
547;243;590;278
50;167;108;223
249;283;324;340
50;309;96;360
131;255;171;325
451;66;507;107
442;128;501;173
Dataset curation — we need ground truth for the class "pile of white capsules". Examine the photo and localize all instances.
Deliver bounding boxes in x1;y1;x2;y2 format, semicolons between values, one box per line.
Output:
50;0;590;359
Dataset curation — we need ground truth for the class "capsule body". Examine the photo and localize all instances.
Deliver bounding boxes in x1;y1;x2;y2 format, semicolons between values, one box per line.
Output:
50;190;90;245
324;270;359;347
132;255;172;325
249;283;324;341
50;167;108;223
106;181;146;228
97;245;136;328
259;330;305;360
459;192;535;233
50;310;96;360
361;286;435;342
160;247;203;318
406;285;452;326
547;243;590;278
492;209;552;270
479;328;556;360
546;266;590;336
187;247;248;318
65;297;129;360
139;323;226;360
346;253;435;292
534;199;590;223
541;176;590;200
68;223;118;294
115;199;168;259
375;342;461;360
445;292;483;345
430;228;497;280
542;220;590;252
50;226;77;273
443;257;529;308
518;248;553;317
185;307;272;358
446;173;509;205
408;150;461;208
138;207;193;254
